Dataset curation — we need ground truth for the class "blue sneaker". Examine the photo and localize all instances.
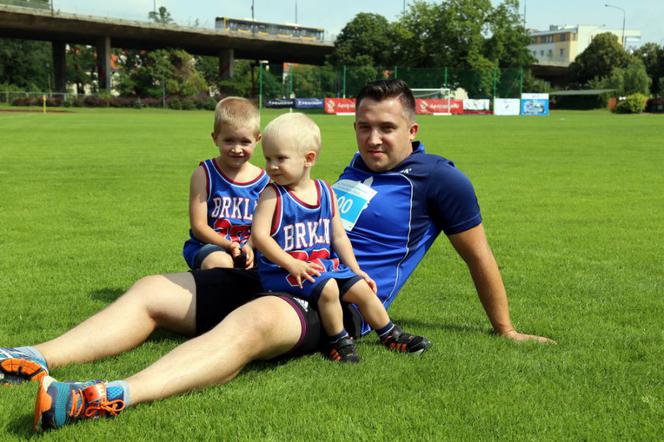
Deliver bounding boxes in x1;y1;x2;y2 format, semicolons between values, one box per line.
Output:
0;347;49;385
34;376;126;431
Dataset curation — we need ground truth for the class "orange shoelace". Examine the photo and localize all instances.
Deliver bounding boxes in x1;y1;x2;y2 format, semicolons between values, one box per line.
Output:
67;385;126;419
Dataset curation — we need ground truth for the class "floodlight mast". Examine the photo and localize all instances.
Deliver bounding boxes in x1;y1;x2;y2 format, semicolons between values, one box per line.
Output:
604;4;626;47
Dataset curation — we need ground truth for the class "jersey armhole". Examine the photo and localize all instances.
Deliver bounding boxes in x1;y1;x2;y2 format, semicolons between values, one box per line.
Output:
268;183;282;236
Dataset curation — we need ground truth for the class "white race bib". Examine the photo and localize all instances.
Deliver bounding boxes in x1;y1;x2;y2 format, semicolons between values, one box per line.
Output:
332;179;377;231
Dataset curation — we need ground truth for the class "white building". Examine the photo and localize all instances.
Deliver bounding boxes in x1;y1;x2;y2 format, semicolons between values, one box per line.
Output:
528;25;641;67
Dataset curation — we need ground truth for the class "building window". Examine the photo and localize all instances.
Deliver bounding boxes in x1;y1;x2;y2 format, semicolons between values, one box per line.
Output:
560;48;564;57
547;49;553;57
540;50;544;56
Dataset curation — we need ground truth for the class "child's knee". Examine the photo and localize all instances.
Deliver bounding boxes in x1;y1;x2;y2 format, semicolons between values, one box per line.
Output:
317;280;340;303
200;251;233;269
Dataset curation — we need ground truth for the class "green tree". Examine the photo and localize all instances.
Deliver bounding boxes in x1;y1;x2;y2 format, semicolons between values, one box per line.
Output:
115;49;207;98
483;0;534;68
148;6;173;24
66;45;96;94
633;42;664;95
569;33;629;86
330;13;395;66
0;38;52;91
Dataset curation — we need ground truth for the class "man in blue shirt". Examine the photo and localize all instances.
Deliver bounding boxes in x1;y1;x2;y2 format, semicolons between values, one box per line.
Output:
2;80;553;431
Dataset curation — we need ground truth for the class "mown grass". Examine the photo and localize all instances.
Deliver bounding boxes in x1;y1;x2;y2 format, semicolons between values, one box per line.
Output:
0;108;662;440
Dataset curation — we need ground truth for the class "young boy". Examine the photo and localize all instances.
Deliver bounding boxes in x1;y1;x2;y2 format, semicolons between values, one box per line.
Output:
252;113;431;363
183;97;269;270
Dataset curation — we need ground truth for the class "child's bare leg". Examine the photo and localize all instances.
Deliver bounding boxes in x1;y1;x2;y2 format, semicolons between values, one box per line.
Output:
316;280;344;336
200;251;234;269
342;280;390;329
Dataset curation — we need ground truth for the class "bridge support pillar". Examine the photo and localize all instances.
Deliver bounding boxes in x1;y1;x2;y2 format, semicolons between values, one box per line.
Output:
52;41;66;93
96;36;112;90
219;48;234;79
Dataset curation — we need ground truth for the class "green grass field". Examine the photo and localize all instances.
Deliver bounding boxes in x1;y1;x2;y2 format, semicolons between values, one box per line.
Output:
1;107;662;440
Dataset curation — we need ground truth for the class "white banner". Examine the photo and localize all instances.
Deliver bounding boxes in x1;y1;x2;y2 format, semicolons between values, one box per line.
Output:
493;98;520;116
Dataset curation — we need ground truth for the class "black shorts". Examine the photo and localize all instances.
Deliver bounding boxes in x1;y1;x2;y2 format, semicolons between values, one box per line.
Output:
192;268;363;358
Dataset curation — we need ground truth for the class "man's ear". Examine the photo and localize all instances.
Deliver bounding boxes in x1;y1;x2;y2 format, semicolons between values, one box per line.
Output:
409;122;420;140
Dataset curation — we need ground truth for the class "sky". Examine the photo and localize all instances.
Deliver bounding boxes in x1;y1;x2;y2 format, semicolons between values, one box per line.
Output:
54;0;664;46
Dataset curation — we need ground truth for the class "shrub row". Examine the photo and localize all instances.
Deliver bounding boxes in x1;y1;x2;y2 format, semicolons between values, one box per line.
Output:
10;95;219;110
613;93;649;114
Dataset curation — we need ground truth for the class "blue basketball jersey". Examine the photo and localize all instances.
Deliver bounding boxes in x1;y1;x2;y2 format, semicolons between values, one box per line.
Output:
183;159;269;269
332;142;482;333
258;179;356;300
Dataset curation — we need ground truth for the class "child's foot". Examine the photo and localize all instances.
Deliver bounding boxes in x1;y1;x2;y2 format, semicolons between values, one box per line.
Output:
0;347;49;385
380;326;431;354
35;376;126;431
329;337;360;363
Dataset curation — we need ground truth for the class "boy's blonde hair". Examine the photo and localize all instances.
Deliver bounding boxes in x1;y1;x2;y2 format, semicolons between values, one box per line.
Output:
213;97;260;136
262;113;321;154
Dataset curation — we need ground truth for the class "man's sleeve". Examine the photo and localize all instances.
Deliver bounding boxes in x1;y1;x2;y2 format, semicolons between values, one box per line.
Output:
427;159;482;235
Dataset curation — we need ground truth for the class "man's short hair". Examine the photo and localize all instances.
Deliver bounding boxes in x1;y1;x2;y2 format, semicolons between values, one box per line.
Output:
355;79;416;121
213;97;260;136
262;112;321;154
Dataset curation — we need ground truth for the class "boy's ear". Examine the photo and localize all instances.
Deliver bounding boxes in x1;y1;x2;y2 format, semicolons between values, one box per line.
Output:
304;150;317;166
255;133;262;143
211;132;217;143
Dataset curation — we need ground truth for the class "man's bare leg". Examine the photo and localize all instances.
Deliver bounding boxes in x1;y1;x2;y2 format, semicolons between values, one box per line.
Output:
123;295;302;404
34;273;197;369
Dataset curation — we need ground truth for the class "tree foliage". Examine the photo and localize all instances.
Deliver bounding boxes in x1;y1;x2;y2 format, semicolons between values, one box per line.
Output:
66;45;97;94
569;33;629;86
633;42;664;95
0;38;52;91
330;13;395;66
148;6;173;24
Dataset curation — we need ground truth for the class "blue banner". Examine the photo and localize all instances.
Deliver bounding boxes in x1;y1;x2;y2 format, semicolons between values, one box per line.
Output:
521;93;550;116
294;98;324;109
266;98;295;108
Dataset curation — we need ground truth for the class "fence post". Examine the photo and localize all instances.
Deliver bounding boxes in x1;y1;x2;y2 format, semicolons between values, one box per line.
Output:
492;68;497;100
444;67;448;88
289;63;294;98
342;65;347;98
259;62;263;110
394;66;398;79
519;67;524;97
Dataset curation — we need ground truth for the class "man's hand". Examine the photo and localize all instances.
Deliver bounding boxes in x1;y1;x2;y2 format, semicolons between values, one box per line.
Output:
286;259;322;288
500;329;556;344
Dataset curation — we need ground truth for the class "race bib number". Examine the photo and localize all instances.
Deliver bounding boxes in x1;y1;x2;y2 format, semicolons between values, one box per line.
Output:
332;179;377;231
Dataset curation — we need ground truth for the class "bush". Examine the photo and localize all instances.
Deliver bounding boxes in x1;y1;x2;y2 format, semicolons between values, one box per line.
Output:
11;96;38;106
83;95;109;107
167;97;182;110
45;97;63;107
141;97;161;108
614;93;648;114
180;97;196;110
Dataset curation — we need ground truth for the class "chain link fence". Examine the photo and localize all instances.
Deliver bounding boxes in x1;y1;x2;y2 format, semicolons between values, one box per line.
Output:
259;65;525;103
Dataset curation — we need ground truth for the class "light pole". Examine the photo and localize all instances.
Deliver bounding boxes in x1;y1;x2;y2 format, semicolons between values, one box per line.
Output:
604;4;626;47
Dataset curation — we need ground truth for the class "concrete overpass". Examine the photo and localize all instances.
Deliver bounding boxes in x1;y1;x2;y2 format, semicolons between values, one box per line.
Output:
0;4;334;92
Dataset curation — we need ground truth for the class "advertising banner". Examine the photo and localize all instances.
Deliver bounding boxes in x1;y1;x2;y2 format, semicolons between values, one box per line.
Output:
521;93;550;116
416;99;463;114
462;99;491;115
294;98;324;109
324;98;356;114
493;98;521;116
266;98;294;108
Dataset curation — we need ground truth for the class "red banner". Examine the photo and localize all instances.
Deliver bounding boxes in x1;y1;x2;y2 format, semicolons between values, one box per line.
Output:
416;99;464;114
324;98;356;114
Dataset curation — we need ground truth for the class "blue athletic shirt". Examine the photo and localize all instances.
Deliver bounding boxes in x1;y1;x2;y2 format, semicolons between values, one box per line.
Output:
332;141;482;332
257;179;357;300
183;159;269;269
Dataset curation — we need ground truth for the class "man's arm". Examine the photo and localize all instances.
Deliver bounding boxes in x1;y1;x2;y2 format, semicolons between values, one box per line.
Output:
447;223;555;344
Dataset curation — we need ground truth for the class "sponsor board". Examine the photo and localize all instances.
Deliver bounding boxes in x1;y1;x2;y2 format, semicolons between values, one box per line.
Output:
521;93;549;116
294;98;324;109
416;99;463;114
493;98;521;116
266;98;295;108
462;99;491;115
324;98;356;114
